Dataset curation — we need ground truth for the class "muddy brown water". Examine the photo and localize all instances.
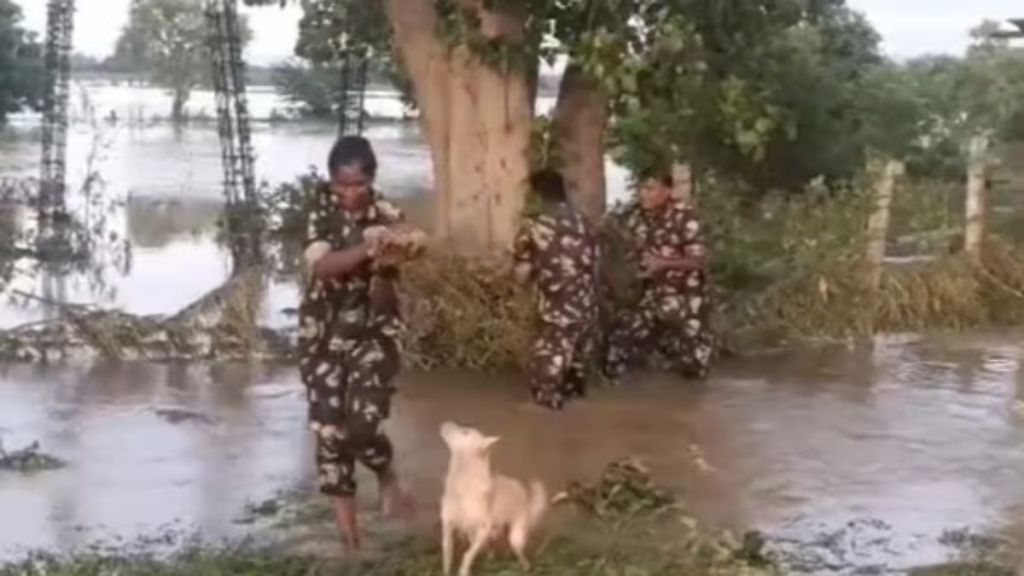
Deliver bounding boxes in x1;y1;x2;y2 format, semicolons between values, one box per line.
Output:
1;333;1022;573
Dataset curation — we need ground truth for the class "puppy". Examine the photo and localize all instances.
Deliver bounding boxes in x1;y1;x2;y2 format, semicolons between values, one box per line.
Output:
439;421;547;576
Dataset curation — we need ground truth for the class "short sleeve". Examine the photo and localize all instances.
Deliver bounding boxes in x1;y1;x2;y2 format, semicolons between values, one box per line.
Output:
304;186;333;248
374;197;406;226
679;209;707;258
512;218;535;265
303;186;335;272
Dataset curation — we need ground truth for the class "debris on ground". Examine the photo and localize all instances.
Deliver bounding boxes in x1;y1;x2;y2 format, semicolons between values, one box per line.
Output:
559;458;677;520
151;407;216;426
235;498;283;525
0;440;66;473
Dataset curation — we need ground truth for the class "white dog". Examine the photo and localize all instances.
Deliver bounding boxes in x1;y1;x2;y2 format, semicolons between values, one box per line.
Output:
439;421;548;576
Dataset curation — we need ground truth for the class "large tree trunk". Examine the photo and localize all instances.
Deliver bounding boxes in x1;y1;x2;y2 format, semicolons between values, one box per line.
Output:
551;64;607;219
964;134;990;263
383;0;532;255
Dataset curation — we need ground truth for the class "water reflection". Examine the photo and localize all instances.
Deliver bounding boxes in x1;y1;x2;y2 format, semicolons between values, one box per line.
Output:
0;85;635;331
0;362;311;555
126;197;222;248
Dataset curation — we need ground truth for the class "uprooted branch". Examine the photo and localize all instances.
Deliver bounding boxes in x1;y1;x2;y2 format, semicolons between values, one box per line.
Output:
0;267;293;362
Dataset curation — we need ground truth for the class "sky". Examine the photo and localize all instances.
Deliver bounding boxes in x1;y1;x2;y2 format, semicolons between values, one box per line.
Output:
12;0;1024;66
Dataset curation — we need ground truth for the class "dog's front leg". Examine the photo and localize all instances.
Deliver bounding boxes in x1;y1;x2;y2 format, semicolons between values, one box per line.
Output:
441;521;455;575
458;525;491;576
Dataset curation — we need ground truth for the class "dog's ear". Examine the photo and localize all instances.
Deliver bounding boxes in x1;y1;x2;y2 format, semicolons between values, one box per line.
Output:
439;421;457;443
481;436;500;451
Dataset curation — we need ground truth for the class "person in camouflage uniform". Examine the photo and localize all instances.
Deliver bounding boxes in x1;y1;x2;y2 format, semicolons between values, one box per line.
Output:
298;136;423;551
512;169;600;410
602;168;714;381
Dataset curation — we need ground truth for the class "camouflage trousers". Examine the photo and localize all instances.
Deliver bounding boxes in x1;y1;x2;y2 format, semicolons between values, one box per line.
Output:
530;321;595;411
604;289;714;381
299;330;401;497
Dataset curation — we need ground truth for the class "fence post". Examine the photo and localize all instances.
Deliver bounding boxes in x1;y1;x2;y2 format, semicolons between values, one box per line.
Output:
964;133;991;263
865;159;904;290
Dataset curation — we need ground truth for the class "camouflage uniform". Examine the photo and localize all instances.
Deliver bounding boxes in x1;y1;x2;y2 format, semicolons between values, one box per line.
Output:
603;199;714;380
298;185;406;497
513;203;600;410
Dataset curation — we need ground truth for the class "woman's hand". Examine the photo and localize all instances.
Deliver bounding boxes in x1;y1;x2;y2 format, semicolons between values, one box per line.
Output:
367;224;427;270
312;243;372;280
374;245;405;270
641;252;669;275
641;251;704;276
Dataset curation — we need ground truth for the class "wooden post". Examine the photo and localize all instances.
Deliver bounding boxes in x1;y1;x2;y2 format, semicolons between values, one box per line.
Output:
964;134;990;263
865;159;904;289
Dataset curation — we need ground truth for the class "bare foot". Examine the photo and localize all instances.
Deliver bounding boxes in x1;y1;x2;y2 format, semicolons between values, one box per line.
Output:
330;496;362;552
378;470;416;519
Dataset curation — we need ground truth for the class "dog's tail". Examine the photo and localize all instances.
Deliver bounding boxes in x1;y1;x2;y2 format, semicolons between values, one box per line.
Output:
527;479;548;527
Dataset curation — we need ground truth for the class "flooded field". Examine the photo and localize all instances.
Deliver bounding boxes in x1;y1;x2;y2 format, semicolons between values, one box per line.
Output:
0;334;1022;572
0;84;629;329
2;85;1024;574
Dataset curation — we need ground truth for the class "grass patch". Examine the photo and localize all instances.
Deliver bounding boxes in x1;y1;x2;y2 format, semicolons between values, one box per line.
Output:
0;460;777;576
400;252;534;371
254;173;1024;369
0;538;766;576
391;238;1024;368
722;239;1024;349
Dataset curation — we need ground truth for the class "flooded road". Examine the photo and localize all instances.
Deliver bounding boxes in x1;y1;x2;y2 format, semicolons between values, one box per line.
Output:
1;333;1022;572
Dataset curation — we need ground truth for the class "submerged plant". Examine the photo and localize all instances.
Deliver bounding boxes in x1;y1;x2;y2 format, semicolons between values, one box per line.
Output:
0;440;66;473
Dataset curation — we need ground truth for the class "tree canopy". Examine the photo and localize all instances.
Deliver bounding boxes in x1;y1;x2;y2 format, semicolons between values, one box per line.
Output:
252;0;903;191
247;0;1024;253
271;58;397;119
860;23;1024;179
113;0;252;121
0;0;43;125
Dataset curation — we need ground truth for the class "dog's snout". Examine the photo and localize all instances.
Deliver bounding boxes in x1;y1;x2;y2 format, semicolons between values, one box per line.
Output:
439;421;458;439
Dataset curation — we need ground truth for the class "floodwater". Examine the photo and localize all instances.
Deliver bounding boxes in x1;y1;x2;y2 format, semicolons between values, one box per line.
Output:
2;85;1024;573
0;335;1022;573
0;84;629;328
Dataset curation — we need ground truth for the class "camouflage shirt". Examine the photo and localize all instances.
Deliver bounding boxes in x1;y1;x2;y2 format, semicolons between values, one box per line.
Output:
513;203;599;327
300;186;405;342
612;198;707;295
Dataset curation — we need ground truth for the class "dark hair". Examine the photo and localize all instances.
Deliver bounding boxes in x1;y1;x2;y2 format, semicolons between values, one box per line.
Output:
636;164;674;188
327;136;378;180
529;168;567;204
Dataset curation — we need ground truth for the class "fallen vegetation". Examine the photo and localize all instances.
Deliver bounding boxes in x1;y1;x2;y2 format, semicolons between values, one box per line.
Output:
2;175;1024;370
909;529;1020;576
0;268;289;362
0;440;65;473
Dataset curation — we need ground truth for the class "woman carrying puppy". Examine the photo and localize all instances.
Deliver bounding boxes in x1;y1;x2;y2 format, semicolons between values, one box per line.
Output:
298;136;424;551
